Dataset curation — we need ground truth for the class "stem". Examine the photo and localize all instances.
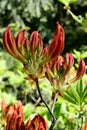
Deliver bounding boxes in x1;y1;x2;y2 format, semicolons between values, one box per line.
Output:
49;92;58;130
51;92;58;114
67;9;82;24
35;78;56;130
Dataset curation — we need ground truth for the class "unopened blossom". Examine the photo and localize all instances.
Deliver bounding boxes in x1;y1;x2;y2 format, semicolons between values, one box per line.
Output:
1;100;47;130
3;27;27;63
83;123;87;130
69;59;86;84
29;31;43;56
1;100;24;130
26;114;47;130
45;23;65;62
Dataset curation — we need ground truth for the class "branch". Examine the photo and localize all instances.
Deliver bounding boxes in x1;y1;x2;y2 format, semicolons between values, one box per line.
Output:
35;78;56;130
49;91;58;130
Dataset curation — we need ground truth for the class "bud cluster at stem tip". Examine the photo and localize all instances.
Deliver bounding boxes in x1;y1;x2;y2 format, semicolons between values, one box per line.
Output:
3;23;65;80
2;22;86;94
45;53;86;96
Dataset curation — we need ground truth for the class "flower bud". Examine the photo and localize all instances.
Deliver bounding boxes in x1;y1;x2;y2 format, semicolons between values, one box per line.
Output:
3;27;27;63
1;100;24;130
16;29;26;48
41;46;48;55
26;114;47;130
15;30;30;60
69;59;86;83
30;31;43;56
51;56;64;72
64;53;74;75
77;59;86;78
3;27;18;58
83;123;87;130
47;23;65;61
66;53;74;68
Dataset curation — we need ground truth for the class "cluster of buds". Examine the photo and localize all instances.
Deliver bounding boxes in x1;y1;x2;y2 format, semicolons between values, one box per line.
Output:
3;23;86;94
1;100;47;130
3;23;64;82
45;53;86;96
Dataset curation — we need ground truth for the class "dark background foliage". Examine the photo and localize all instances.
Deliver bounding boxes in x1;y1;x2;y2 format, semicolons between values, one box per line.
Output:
0;0;87;52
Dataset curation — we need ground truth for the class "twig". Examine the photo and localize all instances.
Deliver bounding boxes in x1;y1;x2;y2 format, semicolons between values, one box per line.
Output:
49;92;58;130
51;91;58;114
35;78;56;130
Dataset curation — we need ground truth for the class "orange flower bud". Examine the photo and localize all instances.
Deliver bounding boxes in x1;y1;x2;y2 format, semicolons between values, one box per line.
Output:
30;31;43;56
1;100;24;130
47;23;65;61
1;100;47;130
83;123;87;130
26;114;47;130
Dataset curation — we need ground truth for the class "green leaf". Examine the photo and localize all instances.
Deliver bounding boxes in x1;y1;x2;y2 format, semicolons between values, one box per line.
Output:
81;85;87;102
24;103;34;121
68;0;77;4
58;0;77;6
76;80;83;98
58;0;69;6
54;103;61;117
70;87;80;104
73;49;81;60
74;80;87;105
81;51;87;59
64;92;77;104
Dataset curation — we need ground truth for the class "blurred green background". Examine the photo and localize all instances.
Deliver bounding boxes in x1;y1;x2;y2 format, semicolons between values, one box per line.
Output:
0;0;87;130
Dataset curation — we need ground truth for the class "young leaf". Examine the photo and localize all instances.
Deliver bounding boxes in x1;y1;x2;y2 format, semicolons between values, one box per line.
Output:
58;0;77;6
76;80;83;98
64;92;77;105
81;85;87;103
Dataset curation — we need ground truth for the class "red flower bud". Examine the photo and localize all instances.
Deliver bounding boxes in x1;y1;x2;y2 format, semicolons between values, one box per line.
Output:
3;27;18;58
41;46;48;55
47;23;65;61
51;56;64;72
69;59;86;83
30;31;43;56
77;59;86;78
66;53;74;68
64;53;74;74
16;30;30;60
3;27;27;63
16;29;26;48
